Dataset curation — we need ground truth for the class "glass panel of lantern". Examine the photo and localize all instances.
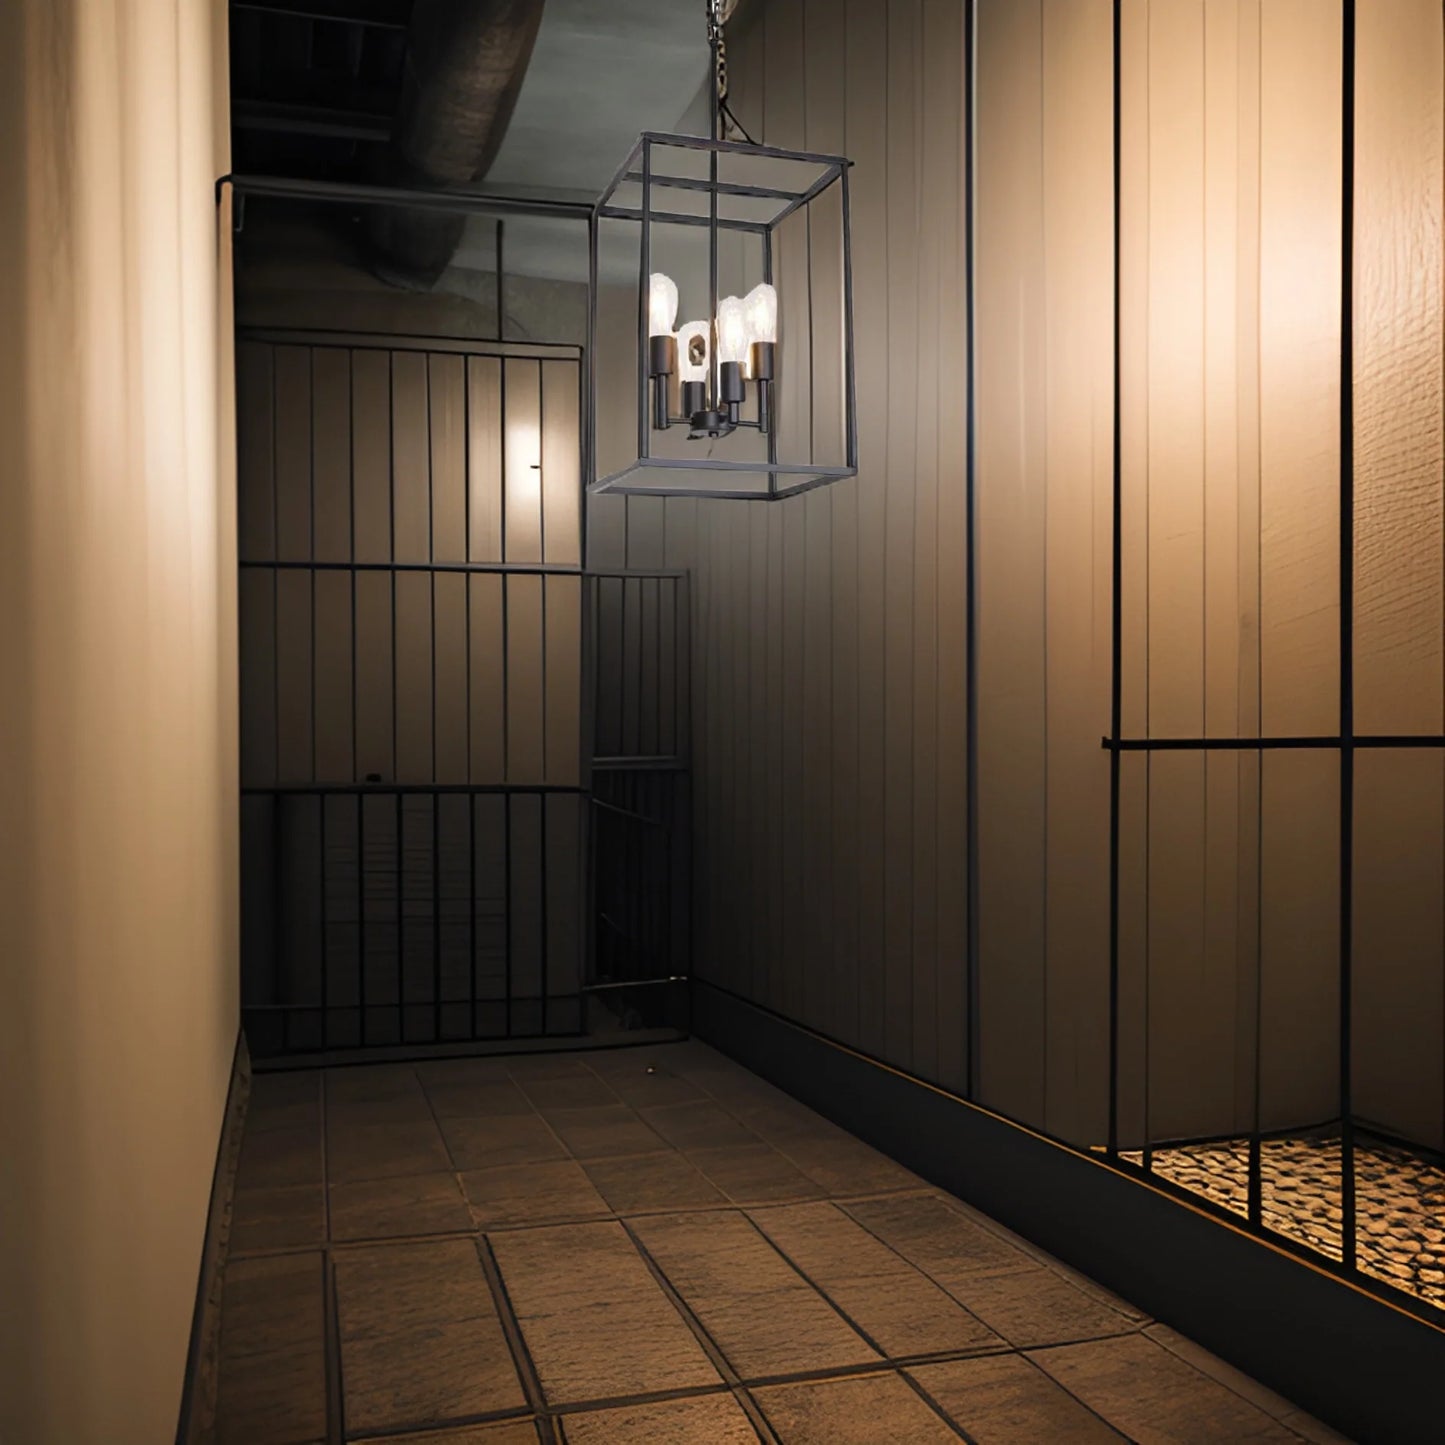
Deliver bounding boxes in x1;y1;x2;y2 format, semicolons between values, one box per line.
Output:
589;132;856;499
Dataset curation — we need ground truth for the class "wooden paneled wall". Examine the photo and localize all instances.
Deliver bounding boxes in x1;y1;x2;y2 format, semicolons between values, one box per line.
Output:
679;0;1445;1154
655;0;972;1098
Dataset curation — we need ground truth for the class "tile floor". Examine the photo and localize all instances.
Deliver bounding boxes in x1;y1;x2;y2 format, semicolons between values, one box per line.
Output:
219;1041;1349;1443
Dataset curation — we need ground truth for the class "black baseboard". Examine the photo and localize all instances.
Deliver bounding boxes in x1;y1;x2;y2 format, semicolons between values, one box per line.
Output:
692;980;1445;1445
175;1031;251;1445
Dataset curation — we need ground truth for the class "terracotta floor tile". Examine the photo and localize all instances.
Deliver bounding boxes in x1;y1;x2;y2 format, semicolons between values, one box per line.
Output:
231;1183;326;1254
687;1143;826;1204
330;1171;473;1241
236;1122;323;1192
461;1159;611;1228
630;1209;878;1380
639;1100;759;1151
581;1151;726;1214
751;1201;1003;1358
217;1252;327;1445
1030;1334;1305;1443
327;1119;452;1183
910;1354;1125;1442
334;1238;525;1436
491;1220;720;1405
547;1106;670;1161
751;1372;958;1444
440;1113;567;1170
560;1391;758;1443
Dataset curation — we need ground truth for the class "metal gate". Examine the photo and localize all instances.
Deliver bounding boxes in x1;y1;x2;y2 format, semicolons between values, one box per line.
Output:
237;330;597;1056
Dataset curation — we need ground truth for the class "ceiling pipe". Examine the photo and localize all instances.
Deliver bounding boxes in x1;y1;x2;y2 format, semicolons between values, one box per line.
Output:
366;0;547;289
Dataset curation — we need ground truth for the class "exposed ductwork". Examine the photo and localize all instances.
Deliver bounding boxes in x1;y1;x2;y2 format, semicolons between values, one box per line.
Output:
367;0;547;289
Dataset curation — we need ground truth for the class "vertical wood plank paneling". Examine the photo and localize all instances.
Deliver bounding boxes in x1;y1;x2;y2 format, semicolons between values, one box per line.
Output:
506;574;546;784
429;353;467;564
391;350;431;562
1354;0;1443;737
238;570;276;788
504;359;543;563
467;356;504;563
909;0;941;1083
275;574;314;784
1232;0;1264;1136
1259;750;1339;1132
393;571;433;782
765;0;808;1024
847;0;891;1060
313;571;353;781
468;573;506;784
1142;0;1211;1145
312;347;351;563
1258;0;1340;737
882;0;921;1066
1353;753;1445;1150
352;350;392;564
354;579;394;779
976;0;1046;1124
545;575;582;786
1200;0;1248;1138
928;0;969;1093
273;346;312;563
1041;0;1113;1145
1350;0;1445;1154
237;342;275;563
433;570;469;781
542;359;582;567
804;0;854;1045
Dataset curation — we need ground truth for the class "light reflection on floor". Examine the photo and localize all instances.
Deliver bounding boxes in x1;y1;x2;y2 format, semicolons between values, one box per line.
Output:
1121;1135;1445;1310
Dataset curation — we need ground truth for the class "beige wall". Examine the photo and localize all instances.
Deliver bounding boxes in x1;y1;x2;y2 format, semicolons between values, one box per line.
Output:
0;1;237;1439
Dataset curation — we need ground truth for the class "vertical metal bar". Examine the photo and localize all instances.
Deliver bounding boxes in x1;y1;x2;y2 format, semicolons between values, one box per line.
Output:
469;795;478;1040
964;0;982;1100
495;219;505;343
432;794;442;1044
395;790;404;1045
504;790;514;1037
320;797;330;1048
710;137;720;413
840;162;858;472
358;794;367;1046
639;139;653;461
1338;0;1357;1273
273;796;286;1053
587;207;600;509
764;230;779;473
541;796;550;1036
1105;0;1122;1150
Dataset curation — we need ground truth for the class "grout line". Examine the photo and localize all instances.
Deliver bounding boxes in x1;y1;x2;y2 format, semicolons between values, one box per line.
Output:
615;1216;781;1444
318;1070;346;1445
475;1233;559;1443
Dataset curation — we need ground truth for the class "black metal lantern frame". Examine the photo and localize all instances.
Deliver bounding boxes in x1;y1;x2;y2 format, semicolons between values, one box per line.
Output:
588;130;857;500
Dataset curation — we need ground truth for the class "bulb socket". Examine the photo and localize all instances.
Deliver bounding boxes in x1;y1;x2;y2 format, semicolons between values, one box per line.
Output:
719;361;745;406
749;341;776;382
649;334;677;377
681;379;708;418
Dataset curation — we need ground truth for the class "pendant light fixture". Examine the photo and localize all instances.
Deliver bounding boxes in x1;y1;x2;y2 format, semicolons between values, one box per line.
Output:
588;0;857;500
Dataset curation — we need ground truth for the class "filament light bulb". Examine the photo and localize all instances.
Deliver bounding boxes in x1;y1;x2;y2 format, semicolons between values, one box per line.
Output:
648;273;679;336
716;296;749;366
743;281;778;345
676;319;711;383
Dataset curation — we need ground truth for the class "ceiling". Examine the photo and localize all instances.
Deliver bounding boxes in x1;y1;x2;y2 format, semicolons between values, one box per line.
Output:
229;0;710;198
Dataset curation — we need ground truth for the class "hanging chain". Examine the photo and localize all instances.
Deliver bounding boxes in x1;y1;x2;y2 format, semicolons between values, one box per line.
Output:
707;0;729;139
